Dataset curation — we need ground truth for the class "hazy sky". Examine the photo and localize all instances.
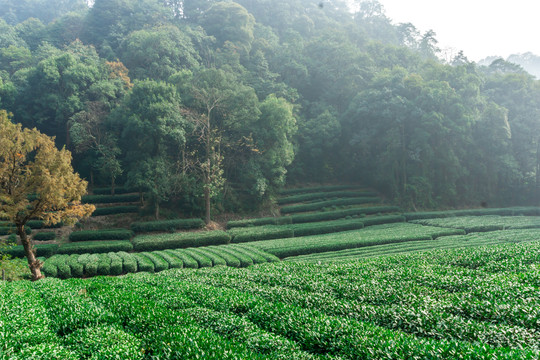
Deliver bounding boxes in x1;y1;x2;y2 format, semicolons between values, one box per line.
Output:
376;0;539;62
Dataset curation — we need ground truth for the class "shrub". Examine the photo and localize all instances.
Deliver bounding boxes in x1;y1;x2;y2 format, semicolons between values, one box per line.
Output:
4;244;58;258
117;251;137;273
91;206;139;216
92;186;138;195
133;253;154;273
164;250;198;269
0;226;31;236
226;216;292;229
182;249;212;268
229;227;294;243
33;231;56;241
289;206;400;224
143;253;169;272
154;251;183;269
217;247;253;267
67;254;84;277
278;190;378;205
82;194;140;204
280;197;380;214
57;241;133;255
279;185;359;195
205;247;241;268
108;252;124;275
233;245;280;263
96;253;112;276
132;231;230;252
69;229;133;242
78;254;99;277
188;248;227;266
130;218;205;233
228;246;266;264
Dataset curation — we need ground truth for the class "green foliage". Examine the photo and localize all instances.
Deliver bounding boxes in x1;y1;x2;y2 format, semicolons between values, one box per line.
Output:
132;231;230;251
33;231;56;241
57;240;133;255
130;218;205;233
92;186;138;195
69;229;133;242
278;190;379;205
91;206;139;216
410;215;540;233
81;194;140;204
226;216;291;229
289;206;401;223
280;197;380;214
4;243;58;258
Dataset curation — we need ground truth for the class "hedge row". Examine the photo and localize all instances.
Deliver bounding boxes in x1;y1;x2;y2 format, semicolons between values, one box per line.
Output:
226;216;292;229
92;186;138;195
41;244;279;278
279;185;361;195
228;216;405;243
0;226;31;235
289;205;401;224
280;197;380;214
403;206;540;221
91;206;139;216
131;218;205;233
82;194;140;204
69;229;134;242
132;231;230;252
57;241;134;255
33;231;56;241
278;190;378;205
3;244;58;258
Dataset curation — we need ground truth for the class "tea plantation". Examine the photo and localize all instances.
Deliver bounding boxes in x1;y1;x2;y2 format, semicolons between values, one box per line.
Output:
3;184;540;358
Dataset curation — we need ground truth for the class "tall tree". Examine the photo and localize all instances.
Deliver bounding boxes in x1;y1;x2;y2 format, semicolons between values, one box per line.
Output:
0;110;94;280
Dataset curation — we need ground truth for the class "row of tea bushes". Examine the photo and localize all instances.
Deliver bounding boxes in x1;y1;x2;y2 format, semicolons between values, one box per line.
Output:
3;243;539;359
68;229;134;242
226;205;400;229
81;194;140;204
410;215;540;233
41;244;279;278
280;197;380;214
228;215;406;243
285;228;540;263
132;231;230;251
33;231;56;241
403;206;540;221
279;184;363;195
277;190;378;205
248;222;466;259
91;205;139;216
92;186;138;195
130;218;205;233
3;241;134;259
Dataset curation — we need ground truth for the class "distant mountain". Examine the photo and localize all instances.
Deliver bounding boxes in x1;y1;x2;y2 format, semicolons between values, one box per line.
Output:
478;52;540;78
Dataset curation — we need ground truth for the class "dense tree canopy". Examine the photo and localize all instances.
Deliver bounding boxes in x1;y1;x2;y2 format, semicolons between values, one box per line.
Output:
0;0;539;217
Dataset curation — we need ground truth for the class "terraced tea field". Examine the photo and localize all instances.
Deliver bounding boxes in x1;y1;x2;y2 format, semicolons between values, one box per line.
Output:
3;242;540;359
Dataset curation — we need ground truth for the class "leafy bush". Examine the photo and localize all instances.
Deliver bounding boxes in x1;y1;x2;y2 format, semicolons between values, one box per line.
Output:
33;231;56;241
278;190;378;205
69;229;133;242
0;226;31;235
165;249;198;268
182;249;213;267
133;253;155;273
154;250;183;269
188;248;227;266
279;185;360;195
229;227;294;243
57;241;133;255
143;252;169;272
82;194;140;204
108;252;124;275
217;247;254;267
226;216;292;229
204;247;241;267
131;218;205;233
289;206;401;223
280;197;380;214
117;251;137;273
132;231;230;251
92;186;138;195
91;206;139;216
4;244;58;258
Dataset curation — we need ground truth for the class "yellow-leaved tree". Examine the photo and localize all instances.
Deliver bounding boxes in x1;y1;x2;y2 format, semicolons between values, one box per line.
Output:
0;110;95;281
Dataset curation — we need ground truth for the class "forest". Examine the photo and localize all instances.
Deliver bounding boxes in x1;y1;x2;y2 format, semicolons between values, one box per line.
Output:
1;0;539;217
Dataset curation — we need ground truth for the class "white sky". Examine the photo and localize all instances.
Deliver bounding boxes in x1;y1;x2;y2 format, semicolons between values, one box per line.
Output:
376;0;540;62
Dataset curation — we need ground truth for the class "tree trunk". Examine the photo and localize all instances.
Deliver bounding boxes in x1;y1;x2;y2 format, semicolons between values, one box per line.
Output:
111;176;116;196
155;200;160;220
204;186;211;224
17;224;43;281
